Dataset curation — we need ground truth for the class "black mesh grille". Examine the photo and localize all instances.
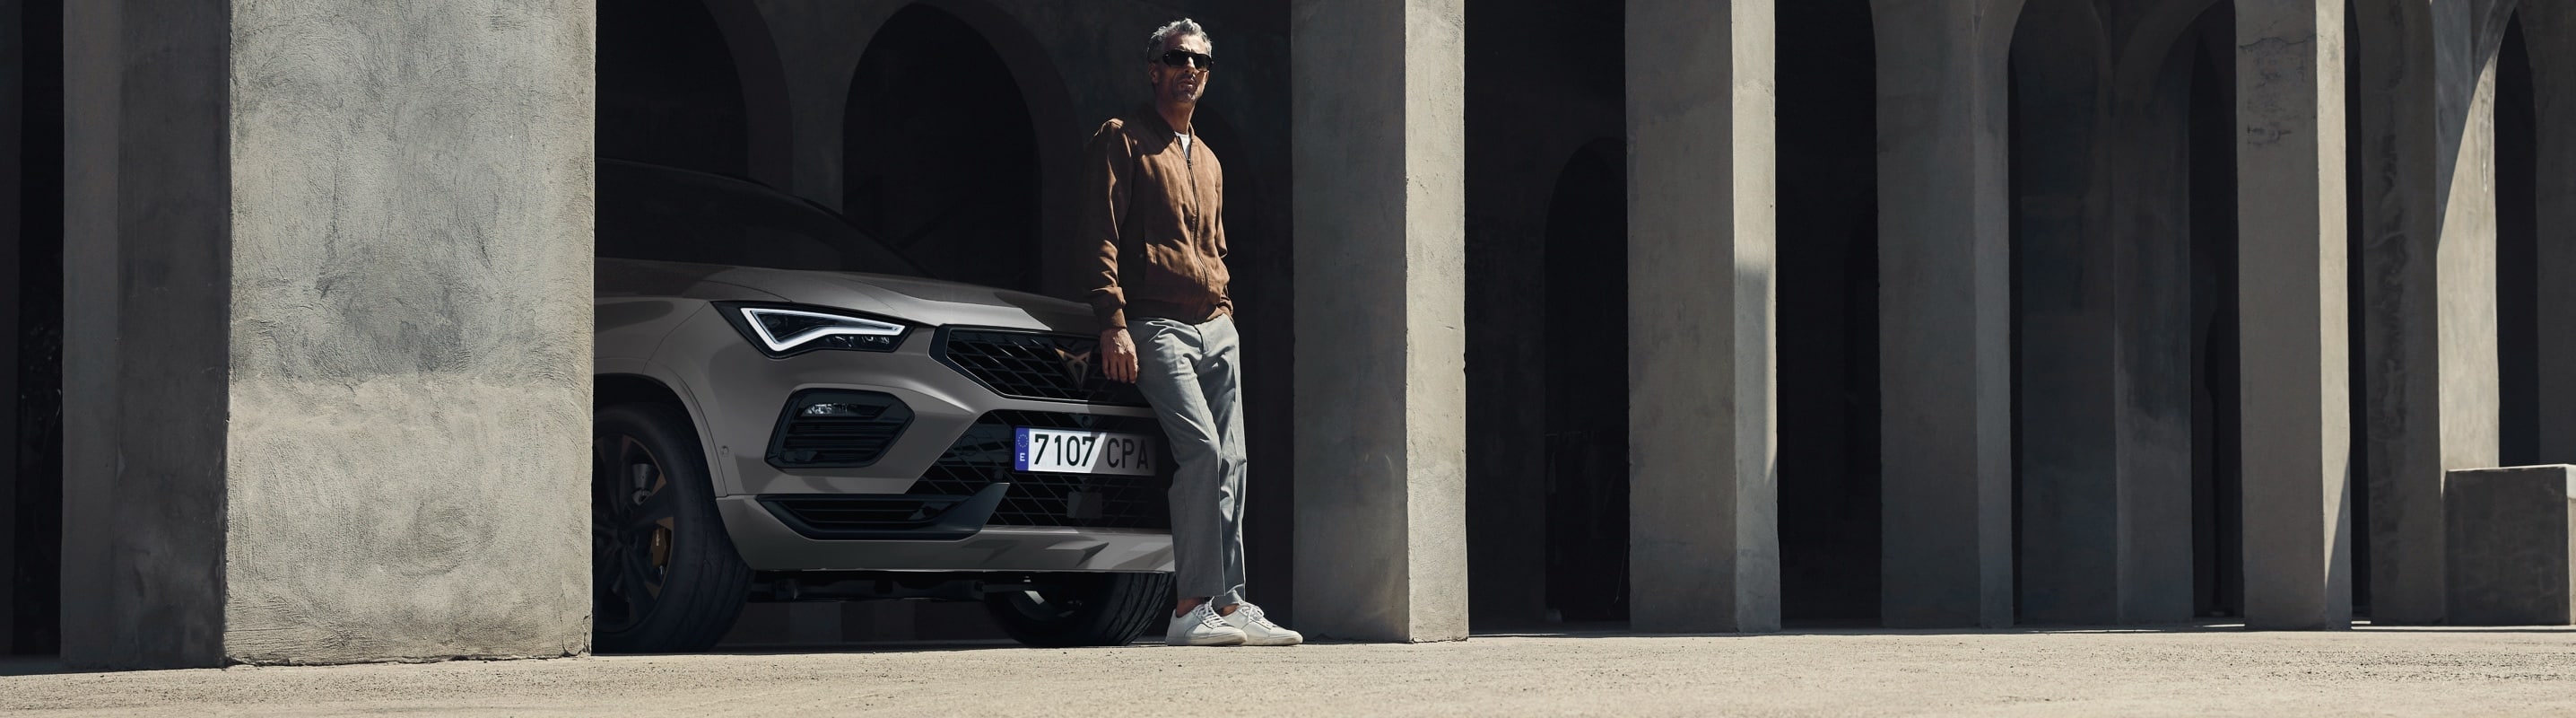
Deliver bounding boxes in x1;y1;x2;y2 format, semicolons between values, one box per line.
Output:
761;495;962;532
909;410;1171;529
936;329;1149;406
767;390;911;468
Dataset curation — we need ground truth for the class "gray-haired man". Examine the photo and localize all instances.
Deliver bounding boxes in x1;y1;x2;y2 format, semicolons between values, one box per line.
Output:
1079;18;1300;647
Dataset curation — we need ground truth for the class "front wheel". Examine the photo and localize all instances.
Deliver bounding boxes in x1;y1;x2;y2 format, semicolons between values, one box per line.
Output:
983;572;1175;647
592;402;751;652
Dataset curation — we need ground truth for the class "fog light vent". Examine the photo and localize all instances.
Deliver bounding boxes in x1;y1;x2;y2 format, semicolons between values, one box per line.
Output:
766;390;912;468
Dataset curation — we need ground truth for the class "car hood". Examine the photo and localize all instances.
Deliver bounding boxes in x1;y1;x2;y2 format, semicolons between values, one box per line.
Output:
598;258;1096;334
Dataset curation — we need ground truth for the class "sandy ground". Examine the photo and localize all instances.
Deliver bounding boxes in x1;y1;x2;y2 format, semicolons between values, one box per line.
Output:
3;625;2572;716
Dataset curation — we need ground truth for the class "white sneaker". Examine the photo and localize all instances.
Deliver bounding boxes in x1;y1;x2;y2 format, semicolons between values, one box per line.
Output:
1166;602;1247;646
1223;602;1303;646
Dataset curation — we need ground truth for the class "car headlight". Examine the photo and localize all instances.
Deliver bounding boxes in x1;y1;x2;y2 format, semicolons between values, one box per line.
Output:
714;302;915;357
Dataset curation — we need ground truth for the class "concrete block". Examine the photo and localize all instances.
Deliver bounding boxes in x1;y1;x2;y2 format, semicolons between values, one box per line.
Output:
2443;466;2575;626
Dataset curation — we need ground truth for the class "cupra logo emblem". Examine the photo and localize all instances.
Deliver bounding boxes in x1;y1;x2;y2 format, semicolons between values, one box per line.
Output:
1056;345;1096;383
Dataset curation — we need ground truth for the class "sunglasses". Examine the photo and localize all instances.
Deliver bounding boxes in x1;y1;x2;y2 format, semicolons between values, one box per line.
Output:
1158;49;1214;70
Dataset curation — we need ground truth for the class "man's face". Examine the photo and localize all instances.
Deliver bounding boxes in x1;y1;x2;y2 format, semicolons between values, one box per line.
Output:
1148;33;1212;107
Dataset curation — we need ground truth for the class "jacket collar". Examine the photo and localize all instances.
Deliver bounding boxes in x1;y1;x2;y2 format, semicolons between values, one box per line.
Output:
1135;104;1193;139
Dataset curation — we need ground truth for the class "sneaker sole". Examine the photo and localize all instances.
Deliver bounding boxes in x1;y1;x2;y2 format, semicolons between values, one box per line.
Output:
1166;634;1248;647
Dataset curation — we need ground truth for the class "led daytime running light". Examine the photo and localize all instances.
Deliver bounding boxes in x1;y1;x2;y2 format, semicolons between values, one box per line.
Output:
737;307;906;353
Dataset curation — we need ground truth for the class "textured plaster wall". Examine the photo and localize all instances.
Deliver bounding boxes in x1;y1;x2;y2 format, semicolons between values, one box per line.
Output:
218;1;595;663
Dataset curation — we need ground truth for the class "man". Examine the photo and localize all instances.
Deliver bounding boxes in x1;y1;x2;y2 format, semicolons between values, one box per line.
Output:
1080;18;1299;648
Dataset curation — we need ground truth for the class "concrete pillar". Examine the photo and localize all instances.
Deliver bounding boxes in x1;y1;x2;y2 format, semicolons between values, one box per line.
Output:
2233;0;2354;630
2108;25;2204;626
62;1;595;669
2014;0;2198;626
1871;0;2015;628
2528;5;2576;464
2349;1;2508;626
1290;0;1468;642
1624;0;1779;634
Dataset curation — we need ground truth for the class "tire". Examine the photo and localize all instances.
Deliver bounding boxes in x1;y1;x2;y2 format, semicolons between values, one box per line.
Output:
593;402;752;653
982;572;1175;647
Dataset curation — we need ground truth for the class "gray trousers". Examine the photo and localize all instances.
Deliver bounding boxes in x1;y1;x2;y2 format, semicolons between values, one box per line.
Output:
1134;314;1247;607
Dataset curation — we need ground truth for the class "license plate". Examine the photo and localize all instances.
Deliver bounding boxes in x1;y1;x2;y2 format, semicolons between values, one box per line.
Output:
1014;427;1157;476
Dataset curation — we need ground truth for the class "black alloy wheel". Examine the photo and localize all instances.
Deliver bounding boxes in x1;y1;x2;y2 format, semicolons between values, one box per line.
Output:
593;402;750;652
982;572;1174;647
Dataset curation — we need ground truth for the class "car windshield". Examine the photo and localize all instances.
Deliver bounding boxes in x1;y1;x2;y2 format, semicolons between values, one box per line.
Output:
596;159;927;277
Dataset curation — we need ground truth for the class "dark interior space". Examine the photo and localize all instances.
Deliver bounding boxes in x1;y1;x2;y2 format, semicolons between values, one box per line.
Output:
2186;6;2245;618
1539;141;1631;624
597;0;750;179
1463;0;1624;631
1776;0;1883;625
2497;16;2538;468
6;0;63;656
844;5;1042;293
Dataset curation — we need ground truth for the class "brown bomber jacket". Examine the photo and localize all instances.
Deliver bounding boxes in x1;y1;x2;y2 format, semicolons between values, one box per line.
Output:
1079;106;1229;329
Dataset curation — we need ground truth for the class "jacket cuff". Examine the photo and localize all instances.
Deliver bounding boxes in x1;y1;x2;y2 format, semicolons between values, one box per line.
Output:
1097;307;1127;331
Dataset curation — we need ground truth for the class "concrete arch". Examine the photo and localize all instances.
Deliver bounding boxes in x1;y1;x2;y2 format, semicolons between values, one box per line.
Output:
2009;0;2170;626
903;0;1083;298
699;0;796;189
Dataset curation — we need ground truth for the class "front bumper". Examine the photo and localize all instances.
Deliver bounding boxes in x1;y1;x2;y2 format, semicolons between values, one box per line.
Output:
718;495;1175;572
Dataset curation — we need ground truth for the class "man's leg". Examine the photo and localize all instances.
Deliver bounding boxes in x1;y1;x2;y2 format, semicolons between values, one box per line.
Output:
1198;315;1249;609
1132;319;1232;611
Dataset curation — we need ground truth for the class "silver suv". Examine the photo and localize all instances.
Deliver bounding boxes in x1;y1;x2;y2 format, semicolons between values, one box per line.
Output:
592;161;1174;652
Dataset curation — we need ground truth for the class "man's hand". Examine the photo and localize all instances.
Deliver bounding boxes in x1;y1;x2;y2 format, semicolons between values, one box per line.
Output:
1101;328;1140;383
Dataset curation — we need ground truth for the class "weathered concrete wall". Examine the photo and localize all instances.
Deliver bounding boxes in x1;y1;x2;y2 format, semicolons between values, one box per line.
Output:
2441;465;2573;626
1871;0;2021;629
2233;0;2353;630
220;0;595;664
63;0;595;669
1626;0;1780;634
1290;0;1468;642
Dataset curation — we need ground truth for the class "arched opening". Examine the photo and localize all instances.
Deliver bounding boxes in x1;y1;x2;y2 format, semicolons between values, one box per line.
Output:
1462;0;1625;630
1538;140;1631;625
2497;15;2539;468
2183;3;2245;618
597;0;753;178
2006;0;2116;624
4;0;65;657
842;4;1042;293
1776;0;1882;626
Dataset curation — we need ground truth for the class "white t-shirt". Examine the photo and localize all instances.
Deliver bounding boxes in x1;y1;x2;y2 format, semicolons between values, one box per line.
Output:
1176;132;1193;159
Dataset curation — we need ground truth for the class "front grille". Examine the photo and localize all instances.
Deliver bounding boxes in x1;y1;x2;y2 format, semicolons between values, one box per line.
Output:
936;329;1149;406
761;495;962;532
910;410;1171;529
767;390;912;468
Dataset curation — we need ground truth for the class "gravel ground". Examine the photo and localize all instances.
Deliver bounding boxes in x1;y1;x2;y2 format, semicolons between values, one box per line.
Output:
3;625;2572;716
